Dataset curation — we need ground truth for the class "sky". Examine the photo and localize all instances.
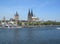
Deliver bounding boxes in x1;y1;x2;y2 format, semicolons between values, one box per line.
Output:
0;0;60;21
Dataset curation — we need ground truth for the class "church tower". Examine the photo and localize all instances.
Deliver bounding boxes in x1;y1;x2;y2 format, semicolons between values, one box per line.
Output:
31;9;33;16
14;12;19;21
14;11;19;25
28;9;33;21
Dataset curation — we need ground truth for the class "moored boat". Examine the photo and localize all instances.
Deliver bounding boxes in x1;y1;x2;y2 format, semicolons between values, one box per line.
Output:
56;27;60;29
0;24;22;29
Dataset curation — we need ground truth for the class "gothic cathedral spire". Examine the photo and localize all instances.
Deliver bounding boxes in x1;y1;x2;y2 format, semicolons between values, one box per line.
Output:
28;9;34;21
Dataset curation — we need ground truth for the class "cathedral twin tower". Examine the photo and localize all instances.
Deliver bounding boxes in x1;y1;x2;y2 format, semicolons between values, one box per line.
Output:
28;9;34;21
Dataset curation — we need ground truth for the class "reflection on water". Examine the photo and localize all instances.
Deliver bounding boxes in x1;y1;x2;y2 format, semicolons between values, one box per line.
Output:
0;26;60;44
14;29;19;44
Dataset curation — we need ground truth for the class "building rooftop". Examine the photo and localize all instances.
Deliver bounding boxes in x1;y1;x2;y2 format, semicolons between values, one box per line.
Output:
32;17;38;18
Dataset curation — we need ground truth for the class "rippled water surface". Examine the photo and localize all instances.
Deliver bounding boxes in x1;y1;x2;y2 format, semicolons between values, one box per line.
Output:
0;26;60;44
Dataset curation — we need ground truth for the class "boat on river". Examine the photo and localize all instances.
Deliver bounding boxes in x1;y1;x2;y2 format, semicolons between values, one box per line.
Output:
0;24;22;29
56;27;60;29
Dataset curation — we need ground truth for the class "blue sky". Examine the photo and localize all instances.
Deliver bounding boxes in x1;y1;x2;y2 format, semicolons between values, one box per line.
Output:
0;0;60;21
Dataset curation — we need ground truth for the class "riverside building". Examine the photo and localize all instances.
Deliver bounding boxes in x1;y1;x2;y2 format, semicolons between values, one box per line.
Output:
14;12;19;25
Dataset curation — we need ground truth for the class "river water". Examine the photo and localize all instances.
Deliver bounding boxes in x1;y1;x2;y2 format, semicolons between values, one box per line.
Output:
0;26;60;44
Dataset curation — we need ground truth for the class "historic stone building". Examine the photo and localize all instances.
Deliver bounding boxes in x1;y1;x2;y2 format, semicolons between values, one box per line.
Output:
28;9;39;22
14;12;19;25
28;9;33;22
32;17;39;22
14;12;19;21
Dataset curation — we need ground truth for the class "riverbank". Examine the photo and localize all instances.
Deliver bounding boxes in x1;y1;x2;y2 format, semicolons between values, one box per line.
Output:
0;25;60;29
22;25;60;28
